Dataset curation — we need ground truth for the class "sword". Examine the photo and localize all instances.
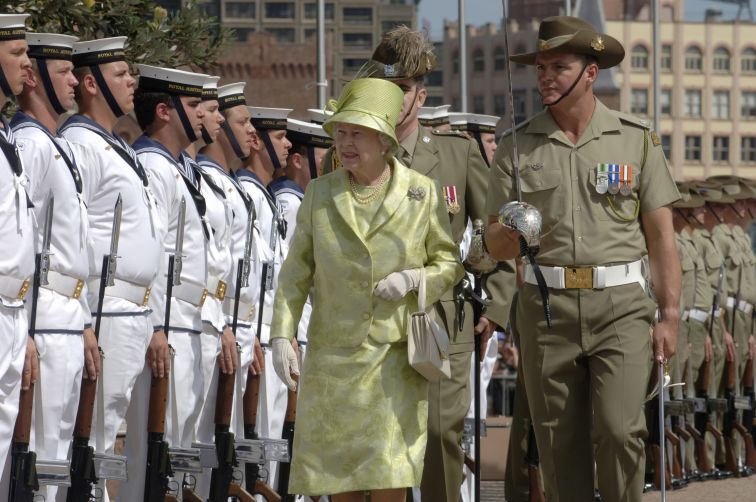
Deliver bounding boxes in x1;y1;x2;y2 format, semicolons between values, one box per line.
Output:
659;361;667;501
498;0;552;328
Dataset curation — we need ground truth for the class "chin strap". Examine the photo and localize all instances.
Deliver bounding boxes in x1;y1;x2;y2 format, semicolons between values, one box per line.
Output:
37;60;67;114
520;237;552;329
0;65;13;98
306;145;317;179
90;65;124;118
200;124;213;145
171;94;198;143
258;129;282;171
541;63;589;108
220;120;247;160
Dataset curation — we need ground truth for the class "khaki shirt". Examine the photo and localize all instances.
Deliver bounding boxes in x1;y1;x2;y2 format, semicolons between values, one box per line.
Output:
487;99;679;266
711;224;739;318
732;226;755;305
676;232;696;312
692;228;726;310
681;229;712;311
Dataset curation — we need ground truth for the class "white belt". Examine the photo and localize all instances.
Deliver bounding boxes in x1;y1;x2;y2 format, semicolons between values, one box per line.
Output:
43;271;85;299
726;296;736;309
173;281;207;308
88;278;151;307
681;310;690;321
688;308;709;324
206;276;227;301
0;275;30;301
738;300;754;314
523;259;644;290
222;297;273;325
711;307;722;319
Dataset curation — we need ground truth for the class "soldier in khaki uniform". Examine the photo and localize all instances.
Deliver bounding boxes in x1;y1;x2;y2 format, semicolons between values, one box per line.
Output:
323;27;517;501
485;17;680;501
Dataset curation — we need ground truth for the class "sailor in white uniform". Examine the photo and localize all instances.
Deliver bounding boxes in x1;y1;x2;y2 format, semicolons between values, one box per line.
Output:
239;105;293;491
59;36;163;502
0;13;36;497
131;66;211;502
269;118;331;362
11;32;97;502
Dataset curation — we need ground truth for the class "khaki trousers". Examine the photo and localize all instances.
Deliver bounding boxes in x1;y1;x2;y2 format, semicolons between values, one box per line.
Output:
685;318;708;472
517;283;654;502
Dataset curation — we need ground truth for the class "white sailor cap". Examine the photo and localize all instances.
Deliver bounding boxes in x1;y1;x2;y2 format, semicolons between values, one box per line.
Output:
202;75;221;101
418;105;451;127
286;118;332;148
136;64;208;97
0;14;29;41
307;108;334;125
72;36;127;68
218;82;246;110
26;33;78;61
449;112;499;134
248;106;292;130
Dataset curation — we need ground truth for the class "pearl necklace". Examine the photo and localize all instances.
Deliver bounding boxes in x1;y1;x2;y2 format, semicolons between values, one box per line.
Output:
348;167;392;205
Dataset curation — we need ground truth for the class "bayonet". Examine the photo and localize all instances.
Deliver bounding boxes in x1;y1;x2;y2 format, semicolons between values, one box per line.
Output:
105;194;123;287
39;194;54;287
240;202;256;289
173;197;186;286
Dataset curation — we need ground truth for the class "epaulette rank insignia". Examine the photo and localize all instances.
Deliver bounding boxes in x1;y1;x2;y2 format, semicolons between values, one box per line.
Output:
432;129;470;140
650;131;661;147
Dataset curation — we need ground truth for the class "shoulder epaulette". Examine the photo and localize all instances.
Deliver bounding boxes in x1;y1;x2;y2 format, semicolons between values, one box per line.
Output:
612;110;651;129
500;116;536;139
431;129;472;140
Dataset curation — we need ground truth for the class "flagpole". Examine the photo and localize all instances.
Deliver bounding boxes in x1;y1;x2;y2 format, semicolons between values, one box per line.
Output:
459;0;467;112
316;0;327;108
652;0;661;132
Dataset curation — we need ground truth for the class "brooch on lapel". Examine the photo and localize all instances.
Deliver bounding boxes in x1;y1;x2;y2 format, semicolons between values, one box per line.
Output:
407;186;426;200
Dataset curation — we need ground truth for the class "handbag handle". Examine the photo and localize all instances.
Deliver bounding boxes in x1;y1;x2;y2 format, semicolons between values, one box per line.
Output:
417;267;427;312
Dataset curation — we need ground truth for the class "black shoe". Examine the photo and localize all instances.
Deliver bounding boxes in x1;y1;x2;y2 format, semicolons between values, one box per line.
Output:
643;483;655;493
594;489;602;501
712;468;733;479
740;466;754;477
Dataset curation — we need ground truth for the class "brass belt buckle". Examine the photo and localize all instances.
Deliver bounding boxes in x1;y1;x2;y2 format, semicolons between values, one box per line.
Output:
199;288;208;307
72;279;84;299
17;279;30;300
564;267;593;289
142;287;151;307
215;280;227;301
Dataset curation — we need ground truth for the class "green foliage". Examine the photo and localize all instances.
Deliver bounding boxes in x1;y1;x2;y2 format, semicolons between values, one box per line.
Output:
3;0;232;70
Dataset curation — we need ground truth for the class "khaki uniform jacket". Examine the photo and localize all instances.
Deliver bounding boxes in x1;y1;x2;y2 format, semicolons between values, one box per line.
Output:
324;127;517;354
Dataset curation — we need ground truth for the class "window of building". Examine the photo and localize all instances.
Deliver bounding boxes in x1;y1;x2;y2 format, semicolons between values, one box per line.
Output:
424;95;443;107
342;33;372;50
684;46;703;72
231;27;255;41
513;90;527;124
266;27;295;43
494;95;506;116
473;48;485;73
303;2;334;20
425;70;442;87
631;88;648;115
743;48;756;73
452;50;459;75
742;91;756;118
685;89;702;117
264;2;294;19
661;134;672;160
342;58;368;75
742;137;756;163
713;47;731;72
532;89;543;114
343;7;372;25
514;44;527;70
630;44;649;70
494;46;506;71
684;135;702;162
712;90;730;119
661;89;672;115
661;44;672;71
225;1;256;18
381;20;409;33
473;96;485;114
713;136;729;162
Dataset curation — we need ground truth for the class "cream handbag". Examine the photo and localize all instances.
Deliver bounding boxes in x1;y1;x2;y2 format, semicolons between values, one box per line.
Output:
408;268;451;381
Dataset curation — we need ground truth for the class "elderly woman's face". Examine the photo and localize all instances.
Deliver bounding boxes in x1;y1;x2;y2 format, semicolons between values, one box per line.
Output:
334;122;385;172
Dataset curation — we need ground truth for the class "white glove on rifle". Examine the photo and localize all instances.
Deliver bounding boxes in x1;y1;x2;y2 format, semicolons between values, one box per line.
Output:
374;268;422;301
272;338;299;391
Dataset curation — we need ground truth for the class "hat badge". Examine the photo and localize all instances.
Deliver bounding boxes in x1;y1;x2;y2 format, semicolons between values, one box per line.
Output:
591;36;605;52
538;39;550;51
384;64;396;77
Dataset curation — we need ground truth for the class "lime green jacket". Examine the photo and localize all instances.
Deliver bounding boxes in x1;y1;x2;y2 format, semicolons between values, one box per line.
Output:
271;160;463;349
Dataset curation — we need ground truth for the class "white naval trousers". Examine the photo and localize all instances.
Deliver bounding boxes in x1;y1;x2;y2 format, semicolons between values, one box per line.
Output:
0;305;28;498
193;323;222;500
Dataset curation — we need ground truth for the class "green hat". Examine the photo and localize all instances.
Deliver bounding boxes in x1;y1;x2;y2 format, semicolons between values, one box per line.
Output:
689;180;736;204
673;182;704;209
707;175;755;200
510;16;624;69
323;78;404;148
359;25;436;81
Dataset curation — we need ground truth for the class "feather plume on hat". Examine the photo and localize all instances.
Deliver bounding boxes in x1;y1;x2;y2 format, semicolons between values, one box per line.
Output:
358;26;437;81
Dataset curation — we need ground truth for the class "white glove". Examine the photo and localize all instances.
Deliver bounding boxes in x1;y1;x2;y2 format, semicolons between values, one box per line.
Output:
374;269;421;301
272;338;299;391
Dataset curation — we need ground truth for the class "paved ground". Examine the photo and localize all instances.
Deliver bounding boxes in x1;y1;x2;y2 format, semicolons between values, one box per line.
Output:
482;475;756;501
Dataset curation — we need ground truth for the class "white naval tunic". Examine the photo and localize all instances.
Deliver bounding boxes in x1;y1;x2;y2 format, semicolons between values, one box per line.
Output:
135;135;208;453
59;115;161;502
13;114;90;502
0;118;34;499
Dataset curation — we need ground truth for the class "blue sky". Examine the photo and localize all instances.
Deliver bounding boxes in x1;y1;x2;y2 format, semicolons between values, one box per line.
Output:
417;0;753;40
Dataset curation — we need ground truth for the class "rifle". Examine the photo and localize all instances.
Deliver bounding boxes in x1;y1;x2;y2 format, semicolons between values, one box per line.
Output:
9;196;53;501
208;202;256;502
67;195;126;501
742;355;756;469
671;351;692;481
144;197;185;501
277;372;298;501
525;425;545;502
